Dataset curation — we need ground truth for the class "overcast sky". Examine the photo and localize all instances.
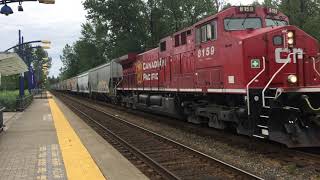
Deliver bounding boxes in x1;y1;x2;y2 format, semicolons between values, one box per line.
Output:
0;0;260;77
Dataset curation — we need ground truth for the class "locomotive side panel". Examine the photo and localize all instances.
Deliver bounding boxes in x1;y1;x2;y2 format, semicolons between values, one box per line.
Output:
194;17;246;91
171;28;195;90
136;48;160;90
242;33;268;88
122;65;136;90
159;36;173;88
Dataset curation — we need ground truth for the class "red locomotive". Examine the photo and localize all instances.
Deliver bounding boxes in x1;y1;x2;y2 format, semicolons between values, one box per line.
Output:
116;6;320;147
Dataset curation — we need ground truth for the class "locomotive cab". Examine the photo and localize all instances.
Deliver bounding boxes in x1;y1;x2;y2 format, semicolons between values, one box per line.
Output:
194;6;320;147
226;7;320;147
114;6;320;148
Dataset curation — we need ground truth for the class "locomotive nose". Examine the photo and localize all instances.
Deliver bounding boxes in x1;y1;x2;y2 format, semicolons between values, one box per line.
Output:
263;25;320;89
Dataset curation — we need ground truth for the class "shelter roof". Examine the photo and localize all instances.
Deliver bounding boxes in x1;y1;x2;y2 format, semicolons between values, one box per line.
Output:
0;53;28;76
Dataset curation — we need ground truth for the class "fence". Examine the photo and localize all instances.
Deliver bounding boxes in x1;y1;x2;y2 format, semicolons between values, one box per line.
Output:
0;107;5;131
32;89;51;99
16;95;33;112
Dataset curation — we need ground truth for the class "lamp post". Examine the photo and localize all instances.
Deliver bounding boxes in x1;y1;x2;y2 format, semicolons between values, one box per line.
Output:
0;0;55;16
18;30;24;97
5;30;51;97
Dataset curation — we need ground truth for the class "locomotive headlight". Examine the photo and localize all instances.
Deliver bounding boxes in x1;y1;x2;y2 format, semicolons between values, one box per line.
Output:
288;38;294;45
288;75;298;84
287;31;294;38
287;31;295;47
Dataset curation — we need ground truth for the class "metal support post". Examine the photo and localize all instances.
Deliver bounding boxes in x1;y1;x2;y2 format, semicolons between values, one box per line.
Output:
18;30;24;97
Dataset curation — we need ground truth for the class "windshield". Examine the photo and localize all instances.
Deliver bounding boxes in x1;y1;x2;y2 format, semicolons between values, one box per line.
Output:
224;18;262;30
266;19;288;27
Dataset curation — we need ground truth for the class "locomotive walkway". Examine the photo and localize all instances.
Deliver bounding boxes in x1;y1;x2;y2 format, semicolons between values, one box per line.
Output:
0;92;147;180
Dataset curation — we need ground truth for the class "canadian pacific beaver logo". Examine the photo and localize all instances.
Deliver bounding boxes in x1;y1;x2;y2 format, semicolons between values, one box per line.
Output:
136;61;143;84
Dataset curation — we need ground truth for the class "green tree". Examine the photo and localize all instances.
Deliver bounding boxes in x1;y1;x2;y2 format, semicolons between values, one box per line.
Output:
59;44;78;79
147;0;220;47
279;0;320;40
32;47;51;88
59;0;226;79
262;0;280;7
10;45;51;89
84;0;148;58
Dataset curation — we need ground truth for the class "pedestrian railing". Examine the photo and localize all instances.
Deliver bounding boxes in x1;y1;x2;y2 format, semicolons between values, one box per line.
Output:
33;89;51;99
16;95;33;112
0;107;5;131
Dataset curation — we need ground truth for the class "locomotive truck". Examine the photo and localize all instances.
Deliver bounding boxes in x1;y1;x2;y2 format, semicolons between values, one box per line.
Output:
54;6;320;148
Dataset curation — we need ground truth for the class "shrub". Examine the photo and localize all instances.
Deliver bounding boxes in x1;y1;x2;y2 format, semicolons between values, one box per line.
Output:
0;90;30;111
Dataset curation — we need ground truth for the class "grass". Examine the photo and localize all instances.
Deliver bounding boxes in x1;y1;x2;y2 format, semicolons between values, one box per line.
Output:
0;90;30;111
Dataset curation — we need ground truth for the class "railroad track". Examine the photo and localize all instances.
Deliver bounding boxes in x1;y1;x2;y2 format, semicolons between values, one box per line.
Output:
68;94;320;158
294;148;320;161
55;92;263;180
60;93;320;175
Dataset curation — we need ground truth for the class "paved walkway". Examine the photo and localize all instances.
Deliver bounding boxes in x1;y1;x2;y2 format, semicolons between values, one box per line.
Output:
52;94;148;180
0;99;66;180
0;94;148;180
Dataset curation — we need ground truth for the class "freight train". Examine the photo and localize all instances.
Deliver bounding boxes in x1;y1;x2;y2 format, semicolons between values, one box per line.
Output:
53;6;320;148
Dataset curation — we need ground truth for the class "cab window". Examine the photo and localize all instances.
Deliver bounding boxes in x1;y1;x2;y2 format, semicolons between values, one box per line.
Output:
174;34;180;47
224;18;262;30
266;19;288;27
196;20;217;45
160;41;166;52
181;32;187;45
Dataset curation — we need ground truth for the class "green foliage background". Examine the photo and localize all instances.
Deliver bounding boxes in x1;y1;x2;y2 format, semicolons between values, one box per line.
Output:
0;90;30;111
59;0;320;80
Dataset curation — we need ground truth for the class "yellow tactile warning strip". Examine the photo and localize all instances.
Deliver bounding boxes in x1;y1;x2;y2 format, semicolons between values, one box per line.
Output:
48;92;106;180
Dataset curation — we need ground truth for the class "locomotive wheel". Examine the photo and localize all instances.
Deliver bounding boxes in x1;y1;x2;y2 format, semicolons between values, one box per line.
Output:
187;115;207;124
208;114;226;130
126;102;133;109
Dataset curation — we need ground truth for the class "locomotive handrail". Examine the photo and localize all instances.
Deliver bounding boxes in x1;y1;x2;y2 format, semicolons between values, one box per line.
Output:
113;77;123;95
312;57;320;78
262;52;300;108
246;57;266;115
302;95;320;112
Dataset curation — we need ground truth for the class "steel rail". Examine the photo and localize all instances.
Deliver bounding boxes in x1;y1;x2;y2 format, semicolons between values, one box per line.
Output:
293;149;320;159
59;93;264;180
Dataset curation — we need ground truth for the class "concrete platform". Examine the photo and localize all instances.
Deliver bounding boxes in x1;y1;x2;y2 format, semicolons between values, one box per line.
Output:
0;94;148;180
3;112;23;130
0;99;66;180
